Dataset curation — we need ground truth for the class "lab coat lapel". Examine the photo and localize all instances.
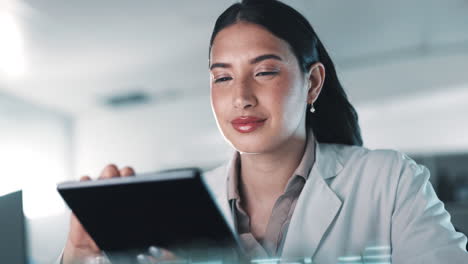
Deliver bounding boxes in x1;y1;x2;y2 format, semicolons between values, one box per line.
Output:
281;142;344;259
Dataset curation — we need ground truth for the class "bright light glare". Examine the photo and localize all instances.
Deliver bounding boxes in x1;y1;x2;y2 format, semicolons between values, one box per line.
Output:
0;11;26;77
0;142;66;219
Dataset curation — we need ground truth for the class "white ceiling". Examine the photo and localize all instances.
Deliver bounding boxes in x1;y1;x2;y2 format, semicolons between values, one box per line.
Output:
1;0;468;116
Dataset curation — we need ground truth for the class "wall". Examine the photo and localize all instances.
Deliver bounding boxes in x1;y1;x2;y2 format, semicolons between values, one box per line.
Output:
0;91;72;264
75;94;232;178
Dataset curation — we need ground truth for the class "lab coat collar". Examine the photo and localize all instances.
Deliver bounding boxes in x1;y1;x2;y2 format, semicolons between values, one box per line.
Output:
280;141;344;259
315;141;344;179
203;141;345;259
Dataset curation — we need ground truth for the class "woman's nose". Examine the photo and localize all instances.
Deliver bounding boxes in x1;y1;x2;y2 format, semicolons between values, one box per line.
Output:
232;82;257;109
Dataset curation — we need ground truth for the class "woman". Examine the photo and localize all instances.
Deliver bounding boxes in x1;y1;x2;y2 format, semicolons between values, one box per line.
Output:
61;0;468;263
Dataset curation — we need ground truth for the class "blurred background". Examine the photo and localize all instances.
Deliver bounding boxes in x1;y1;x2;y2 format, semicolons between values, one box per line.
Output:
0;0;467;263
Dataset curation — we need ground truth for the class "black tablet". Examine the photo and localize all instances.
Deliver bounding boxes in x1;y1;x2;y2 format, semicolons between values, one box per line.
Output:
57;168;243;263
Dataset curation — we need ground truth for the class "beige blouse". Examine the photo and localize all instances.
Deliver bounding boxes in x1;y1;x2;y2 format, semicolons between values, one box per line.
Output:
227;134;316;259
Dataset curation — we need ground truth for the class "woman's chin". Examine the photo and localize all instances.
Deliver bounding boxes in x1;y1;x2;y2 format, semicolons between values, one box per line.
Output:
236;147;263;155
221;126;282;154
227;137;274;154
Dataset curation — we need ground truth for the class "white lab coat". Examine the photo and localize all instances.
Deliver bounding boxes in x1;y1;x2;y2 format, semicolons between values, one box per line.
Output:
202;142;468;263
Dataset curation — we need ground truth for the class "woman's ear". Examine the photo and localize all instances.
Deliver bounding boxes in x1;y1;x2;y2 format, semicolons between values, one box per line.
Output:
306;62;325;104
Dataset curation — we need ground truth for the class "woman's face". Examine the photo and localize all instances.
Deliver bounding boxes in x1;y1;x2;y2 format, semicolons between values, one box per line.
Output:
209;22;310;154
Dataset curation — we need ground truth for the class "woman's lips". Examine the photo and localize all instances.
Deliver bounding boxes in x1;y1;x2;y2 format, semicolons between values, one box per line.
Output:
231;116;267;133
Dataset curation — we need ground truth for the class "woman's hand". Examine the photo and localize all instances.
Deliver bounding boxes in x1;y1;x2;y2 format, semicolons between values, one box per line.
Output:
62;164;135;264
136;246;180;264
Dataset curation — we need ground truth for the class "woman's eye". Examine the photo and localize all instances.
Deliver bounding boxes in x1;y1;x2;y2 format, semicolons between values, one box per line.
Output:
256;71;278;77
214;77;232;83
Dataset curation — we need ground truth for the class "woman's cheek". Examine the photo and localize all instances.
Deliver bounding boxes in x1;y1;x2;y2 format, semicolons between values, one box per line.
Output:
211;90;228;125
273;79;303;128
269;81;291;112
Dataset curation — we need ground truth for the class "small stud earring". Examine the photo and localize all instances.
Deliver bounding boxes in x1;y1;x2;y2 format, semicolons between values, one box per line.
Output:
310;104;316;113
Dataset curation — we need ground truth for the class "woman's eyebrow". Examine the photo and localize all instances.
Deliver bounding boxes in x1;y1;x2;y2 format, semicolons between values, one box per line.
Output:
209;54;283;70
250;54;283;64
210;62;230;70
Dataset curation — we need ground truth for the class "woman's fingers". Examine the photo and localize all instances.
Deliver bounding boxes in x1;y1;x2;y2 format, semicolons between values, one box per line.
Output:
99;164;121;179
148;246;163;258
83;255;111;264
136;254;151;264
80;175;92;181
98;164;135;179
136;246;179;264
120;166;135;177
149;246;177;260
